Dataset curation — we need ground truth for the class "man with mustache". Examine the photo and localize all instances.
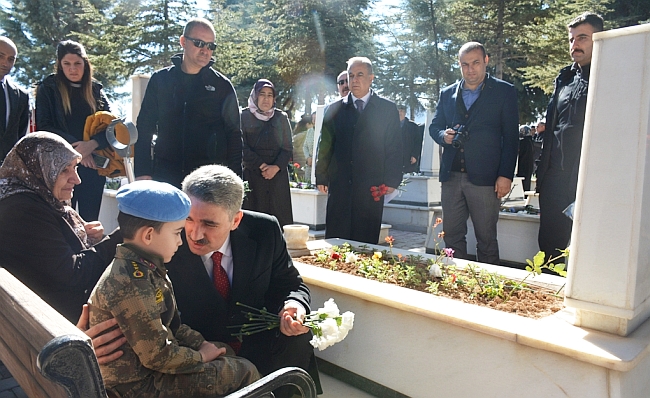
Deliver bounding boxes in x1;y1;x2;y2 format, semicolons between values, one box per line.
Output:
166;165;319;398
135;18;242;187
0;37;29;163
536;12;604;260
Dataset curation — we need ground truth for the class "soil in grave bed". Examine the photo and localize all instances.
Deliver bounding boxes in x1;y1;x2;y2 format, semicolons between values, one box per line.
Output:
295;247;565;319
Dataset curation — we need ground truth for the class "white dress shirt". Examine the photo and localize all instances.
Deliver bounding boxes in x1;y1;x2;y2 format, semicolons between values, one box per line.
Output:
201;235;234;284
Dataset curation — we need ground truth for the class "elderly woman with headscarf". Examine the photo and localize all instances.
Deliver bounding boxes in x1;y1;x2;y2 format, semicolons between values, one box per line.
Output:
241;79;294;227
0;132;121;322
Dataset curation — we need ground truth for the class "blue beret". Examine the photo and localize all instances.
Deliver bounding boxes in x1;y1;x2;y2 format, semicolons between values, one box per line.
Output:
116;180;191;222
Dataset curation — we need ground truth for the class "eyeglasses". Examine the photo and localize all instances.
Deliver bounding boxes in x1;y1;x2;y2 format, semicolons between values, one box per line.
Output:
185;36;217;51
337;79;348;86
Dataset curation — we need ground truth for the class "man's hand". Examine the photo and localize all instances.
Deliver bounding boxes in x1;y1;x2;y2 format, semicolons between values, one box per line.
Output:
317;185;328;194
410;156;417;165
443;128;456;145
84;221;104;242
495;176;512;199
198;341;227;363
77;304;127;365
278;303;309;336
306;157;312;166
386;187;396;194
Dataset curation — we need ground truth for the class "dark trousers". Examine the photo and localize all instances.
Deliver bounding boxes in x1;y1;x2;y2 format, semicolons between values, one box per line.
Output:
239;330;321;397
538;170;574;260
441;172;501;265
72;165;106;222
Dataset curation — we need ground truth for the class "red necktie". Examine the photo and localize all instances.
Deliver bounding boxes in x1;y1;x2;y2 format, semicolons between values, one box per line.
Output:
211;251;230;300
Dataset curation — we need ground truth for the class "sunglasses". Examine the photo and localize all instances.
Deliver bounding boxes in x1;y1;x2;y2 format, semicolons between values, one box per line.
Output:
337;79;348;86
185;36;217;51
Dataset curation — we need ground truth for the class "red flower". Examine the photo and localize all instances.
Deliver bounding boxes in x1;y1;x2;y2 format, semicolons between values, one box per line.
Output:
451;274;457;284
331;252;341;260
373;197;380;201
293;163;300;168
385;235;395;244
370;184;389;201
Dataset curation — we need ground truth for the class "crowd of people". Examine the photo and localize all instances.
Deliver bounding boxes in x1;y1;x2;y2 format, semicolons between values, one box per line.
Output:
0;9;603;397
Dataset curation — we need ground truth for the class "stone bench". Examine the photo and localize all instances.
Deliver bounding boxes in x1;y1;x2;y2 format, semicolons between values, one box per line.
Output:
0;268;316;398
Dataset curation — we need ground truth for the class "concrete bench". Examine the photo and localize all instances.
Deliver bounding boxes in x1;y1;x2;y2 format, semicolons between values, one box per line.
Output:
0;268;316;398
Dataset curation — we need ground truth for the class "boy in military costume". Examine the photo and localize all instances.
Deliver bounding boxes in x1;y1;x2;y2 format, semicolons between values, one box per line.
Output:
88;180;259;397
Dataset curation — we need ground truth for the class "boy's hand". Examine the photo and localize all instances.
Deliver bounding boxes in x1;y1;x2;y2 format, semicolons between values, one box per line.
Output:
198;341;226;362
77;304;127;365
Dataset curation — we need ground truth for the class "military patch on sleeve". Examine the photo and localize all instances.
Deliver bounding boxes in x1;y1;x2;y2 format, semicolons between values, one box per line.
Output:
155;288;163;303
131;261;145;278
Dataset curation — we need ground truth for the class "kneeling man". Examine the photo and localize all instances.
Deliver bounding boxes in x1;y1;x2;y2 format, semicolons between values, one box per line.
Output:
167;165;318;396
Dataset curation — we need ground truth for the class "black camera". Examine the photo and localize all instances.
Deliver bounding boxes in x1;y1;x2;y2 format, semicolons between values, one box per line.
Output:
451;125;468;148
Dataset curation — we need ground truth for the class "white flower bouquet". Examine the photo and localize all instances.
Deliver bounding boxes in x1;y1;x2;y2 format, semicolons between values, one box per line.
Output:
231;299;355;351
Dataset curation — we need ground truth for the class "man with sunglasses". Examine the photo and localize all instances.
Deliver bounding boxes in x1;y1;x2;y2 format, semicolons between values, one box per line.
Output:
135;17;243;187
336;70;349;97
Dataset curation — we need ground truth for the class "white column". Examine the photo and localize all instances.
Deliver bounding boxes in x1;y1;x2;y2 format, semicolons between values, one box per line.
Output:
565;23;650;336
420;110;439;177
131;74;150;124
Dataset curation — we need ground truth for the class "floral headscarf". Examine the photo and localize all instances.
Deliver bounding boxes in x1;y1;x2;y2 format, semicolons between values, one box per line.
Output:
247;79;276;122
0;132;90;247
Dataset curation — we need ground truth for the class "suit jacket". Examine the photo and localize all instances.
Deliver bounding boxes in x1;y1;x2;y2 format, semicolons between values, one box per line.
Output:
315;91;403;243
167;210;310;343
429;74;519;186
0;78;29;162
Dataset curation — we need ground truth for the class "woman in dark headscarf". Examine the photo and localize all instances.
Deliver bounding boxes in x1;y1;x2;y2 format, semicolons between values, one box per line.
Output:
36;40;111;222
0;132;121;322
241;79;294;227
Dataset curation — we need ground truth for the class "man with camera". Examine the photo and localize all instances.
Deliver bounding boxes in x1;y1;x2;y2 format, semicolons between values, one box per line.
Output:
430;41;519;265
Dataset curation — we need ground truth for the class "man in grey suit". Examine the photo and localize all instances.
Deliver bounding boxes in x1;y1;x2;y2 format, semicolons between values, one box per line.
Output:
0;37;29;163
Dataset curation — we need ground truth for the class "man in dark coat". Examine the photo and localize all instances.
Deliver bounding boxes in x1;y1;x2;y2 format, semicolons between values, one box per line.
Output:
316;57;403;245
398;105;424;173
536;12;604;260
135;18;242;187
166;165;318;397
516;125;535;192
430;42;519;265
0;37;29;164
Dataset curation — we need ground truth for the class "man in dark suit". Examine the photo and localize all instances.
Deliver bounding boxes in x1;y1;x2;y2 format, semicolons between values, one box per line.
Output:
398;105;424;173
430;42;519;265
166;165;317;396
0;37;29;163
316;56;403;244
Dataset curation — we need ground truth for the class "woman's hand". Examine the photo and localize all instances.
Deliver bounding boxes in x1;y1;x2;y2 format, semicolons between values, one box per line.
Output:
261;165;280;180
72;140;100;168
77;304;127;365
84;221;104;243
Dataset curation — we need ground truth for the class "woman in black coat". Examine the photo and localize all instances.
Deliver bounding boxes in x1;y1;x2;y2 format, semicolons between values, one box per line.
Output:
36;40;111;222
0;132;121;322
241;79;294;227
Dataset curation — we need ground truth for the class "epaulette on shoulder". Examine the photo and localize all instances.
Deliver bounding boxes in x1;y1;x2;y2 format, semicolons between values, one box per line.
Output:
128;260;150;279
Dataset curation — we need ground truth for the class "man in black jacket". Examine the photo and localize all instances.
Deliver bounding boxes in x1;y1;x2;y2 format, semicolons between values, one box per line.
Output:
0;37;29;163
135;18;242;187
398;105;424;173
316;57;403;245
536;12;604;260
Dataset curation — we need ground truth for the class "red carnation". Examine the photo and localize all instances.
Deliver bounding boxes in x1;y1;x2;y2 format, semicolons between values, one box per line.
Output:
294;162;300;168
331;252;341;260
